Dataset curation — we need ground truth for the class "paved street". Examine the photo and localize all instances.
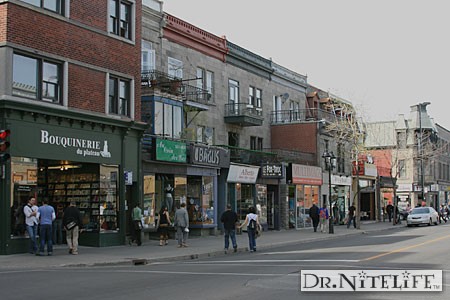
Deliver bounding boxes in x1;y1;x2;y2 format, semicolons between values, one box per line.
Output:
1;221;449;299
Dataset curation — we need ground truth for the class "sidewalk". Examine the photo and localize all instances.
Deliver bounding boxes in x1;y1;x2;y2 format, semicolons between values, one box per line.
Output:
0;221;403;269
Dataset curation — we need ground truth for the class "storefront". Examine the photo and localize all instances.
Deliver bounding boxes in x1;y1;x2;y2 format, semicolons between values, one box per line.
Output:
226;164;261;225
1;104;144;254
287;164;322;229
259;163;283;230
331;175;352;225
142;140;225;235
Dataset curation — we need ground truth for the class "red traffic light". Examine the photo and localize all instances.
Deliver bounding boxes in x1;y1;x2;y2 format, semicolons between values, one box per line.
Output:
0;129;10;140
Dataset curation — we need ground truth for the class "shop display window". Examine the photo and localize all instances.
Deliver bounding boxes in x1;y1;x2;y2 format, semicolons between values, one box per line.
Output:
256;184;267;224
187;176;214;225
236;183;254;222
9;157;119;237
142;175;155;229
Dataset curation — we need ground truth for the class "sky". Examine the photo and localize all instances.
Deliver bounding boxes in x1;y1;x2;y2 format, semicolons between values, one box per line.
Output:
162;0;450;129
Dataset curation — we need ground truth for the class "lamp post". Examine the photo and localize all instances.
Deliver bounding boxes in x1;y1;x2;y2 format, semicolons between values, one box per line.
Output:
418;102;430;206
322;150;337;234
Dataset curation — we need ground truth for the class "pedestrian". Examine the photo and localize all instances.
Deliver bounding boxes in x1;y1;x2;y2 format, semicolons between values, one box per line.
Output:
309;203;320;232
386;202;394;223
157;206;171;246
23;197;39;254
13;201;26;236
130;203;143;246
394;205;402;225
439;204;447;223
37;199;56;256
333;203;339;225
53;203;64;245
220;203;238;253
238;206;261;252
173;202;189;248
319;204;329;233
347;203;356;229
63;201;83;255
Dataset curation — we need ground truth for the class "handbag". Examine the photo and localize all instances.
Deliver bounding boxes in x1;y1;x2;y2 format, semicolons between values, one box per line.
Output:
65;220;77;231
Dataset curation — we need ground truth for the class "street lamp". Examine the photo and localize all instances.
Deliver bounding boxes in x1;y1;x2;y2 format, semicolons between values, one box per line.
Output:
418;102;430;206
322;150;337;234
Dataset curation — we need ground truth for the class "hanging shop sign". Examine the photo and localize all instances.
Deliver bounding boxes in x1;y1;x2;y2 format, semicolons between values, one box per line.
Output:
261;163;284;179
288;163;322;185
155;139;186;163
227;164;259;183
331;174;352;186
189;144;229;168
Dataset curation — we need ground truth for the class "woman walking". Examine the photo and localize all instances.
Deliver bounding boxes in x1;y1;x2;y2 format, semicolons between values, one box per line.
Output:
157;206;171;246
238;206;261;252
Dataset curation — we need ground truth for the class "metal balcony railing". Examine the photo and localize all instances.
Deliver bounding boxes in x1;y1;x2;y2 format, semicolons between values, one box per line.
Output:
269;108;337;124
141;70;210;107
217;145;277;164
224;103;263;118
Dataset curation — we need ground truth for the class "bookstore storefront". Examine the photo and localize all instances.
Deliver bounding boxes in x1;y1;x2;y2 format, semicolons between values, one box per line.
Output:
1;107;143;254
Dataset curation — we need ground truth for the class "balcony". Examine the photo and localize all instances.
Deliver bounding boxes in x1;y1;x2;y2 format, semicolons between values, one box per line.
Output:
269;108;336;125
224;103;264;126
141;70;210;111
218;145;277;164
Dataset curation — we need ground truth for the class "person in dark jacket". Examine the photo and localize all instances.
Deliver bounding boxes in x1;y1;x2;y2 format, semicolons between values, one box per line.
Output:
63;201;83;255
309;203;320;232
220;204;238;253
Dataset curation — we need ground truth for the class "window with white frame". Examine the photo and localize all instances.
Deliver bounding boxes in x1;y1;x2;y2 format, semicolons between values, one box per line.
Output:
206;71;213;101
153;101;182;138
196;68;205;90
109;0;133;40
109;76;130;116
196;126;204;143
228;79;239;114
398;159;406;178
21;0;66;15
168;57;183;79
13;53;62;103
141;40;155;72
249;86;255;106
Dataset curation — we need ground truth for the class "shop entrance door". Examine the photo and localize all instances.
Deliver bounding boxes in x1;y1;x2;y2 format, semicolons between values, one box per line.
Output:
267;191;275;229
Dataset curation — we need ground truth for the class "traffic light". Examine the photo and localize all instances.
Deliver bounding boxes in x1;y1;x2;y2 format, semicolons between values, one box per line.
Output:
0;129;10;163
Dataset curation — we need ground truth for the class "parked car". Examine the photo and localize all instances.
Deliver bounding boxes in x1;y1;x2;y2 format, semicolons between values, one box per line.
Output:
406;207;439;227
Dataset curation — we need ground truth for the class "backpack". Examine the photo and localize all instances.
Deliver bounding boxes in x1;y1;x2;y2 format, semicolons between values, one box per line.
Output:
248;219;257;230
319;209;326;219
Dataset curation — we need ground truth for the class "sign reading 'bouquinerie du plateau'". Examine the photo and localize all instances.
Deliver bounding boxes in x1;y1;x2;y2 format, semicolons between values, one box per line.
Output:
40;130;112;159
155;138;186;163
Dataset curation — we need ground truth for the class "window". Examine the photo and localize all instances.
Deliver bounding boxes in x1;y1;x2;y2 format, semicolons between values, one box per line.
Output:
168;57;183;79
109;0;132;39
196;126;215;145
141;40;155;72
398;160;406;178
273;95;282;123
250;136;263;151
196;68;205;90
206;71;214;101
13;53;62;103
228;79;239;114
249;86;255;106
109;76;130;116
21;0;65;15
153;101;182;138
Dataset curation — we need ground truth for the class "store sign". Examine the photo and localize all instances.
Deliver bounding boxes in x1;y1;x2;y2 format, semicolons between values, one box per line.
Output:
261;163;283;178
331;175;352;186
40;130;112;159
190;144;229;167
155;139;186;163
290;164;322;185
397;183;412;191
364;163;378;177
227;164;259;183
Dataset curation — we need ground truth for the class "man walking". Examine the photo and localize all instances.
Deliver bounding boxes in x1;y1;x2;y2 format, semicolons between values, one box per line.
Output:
347;203;356;229
37;199;56;256
131;202;143;246
221;204;238;253
309;203;320;232
23;197;39;254
174;202;189;247
63;201;83;255
386;202;394;223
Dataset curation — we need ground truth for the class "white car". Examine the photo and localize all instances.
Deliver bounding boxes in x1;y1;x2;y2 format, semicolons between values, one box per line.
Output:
406;207;439;227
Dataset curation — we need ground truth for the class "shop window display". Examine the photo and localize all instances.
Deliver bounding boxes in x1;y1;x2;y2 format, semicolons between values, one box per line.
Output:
9;157;119;237
187;176;214;225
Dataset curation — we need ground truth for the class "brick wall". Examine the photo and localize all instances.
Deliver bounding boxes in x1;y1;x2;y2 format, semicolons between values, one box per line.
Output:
271;123;318;154
6;2;142;120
